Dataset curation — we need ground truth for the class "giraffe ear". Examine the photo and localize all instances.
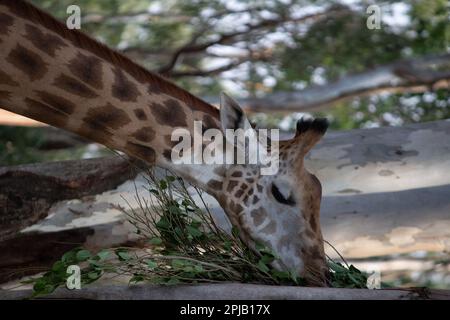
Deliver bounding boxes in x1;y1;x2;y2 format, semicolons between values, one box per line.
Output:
220;92;253;133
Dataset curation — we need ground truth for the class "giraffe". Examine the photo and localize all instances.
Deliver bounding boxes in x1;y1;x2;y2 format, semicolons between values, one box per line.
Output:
0;0;329;286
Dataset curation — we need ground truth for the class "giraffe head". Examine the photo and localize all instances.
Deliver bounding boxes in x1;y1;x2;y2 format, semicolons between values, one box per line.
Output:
207;93;329;286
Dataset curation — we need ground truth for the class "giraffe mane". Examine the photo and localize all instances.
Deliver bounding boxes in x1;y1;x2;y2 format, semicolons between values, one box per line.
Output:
3;0;218;118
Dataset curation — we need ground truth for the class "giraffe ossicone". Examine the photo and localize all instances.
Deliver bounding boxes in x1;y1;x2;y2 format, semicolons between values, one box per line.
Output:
0;0;329;286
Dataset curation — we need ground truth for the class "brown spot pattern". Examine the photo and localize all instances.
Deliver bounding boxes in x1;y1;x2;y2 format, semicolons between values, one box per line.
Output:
35;90;76;114
54;74;98;98
112;68;140;102
84;103;131;130
207;179;223;191
261;221;277;234
203;114;219;129
133;108;147;120
131;126;155;143
24;24;67;57
6;44;48;81
24;97;68;127
226;180;238;192
251;208;267;227
229;202;243;213
76;123;110;145
0;70;19;87
125;142;156;163
0;12;14;35
231;171;242;177
309;215;318;232
68;53;103;89
162;149;172;161
0;90;12;103
235;189;244;198
150;99;187;127
147;82;162;95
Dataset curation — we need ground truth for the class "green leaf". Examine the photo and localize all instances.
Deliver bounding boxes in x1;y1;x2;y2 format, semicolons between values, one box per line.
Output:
190;220;201;228
33;278;47;292
87;271;101;280
257;260;269;273
115;250;131;261
149;237;163;245
171;259;186;269
328;261;347;273
159;180;167;190
194;265;204;273
96;250;110;261
349;264;361;274
231;226;240;237
51;260;66;273
130;275;144;284
183;266;194;272
146;259;158;270
61;250;77;264
289;271;300;285
156;218;170;230
271;270;290;280
255;242;266;252
166;277;180;285
168;204;181;215
186;225;203;238
223;240;232;250
76;249;92;262
87;259;102;268
260;254;274;264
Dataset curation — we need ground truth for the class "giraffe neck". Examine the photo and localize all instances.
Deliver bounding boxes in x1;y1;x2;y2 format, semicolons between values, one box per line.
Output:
0;0;222;187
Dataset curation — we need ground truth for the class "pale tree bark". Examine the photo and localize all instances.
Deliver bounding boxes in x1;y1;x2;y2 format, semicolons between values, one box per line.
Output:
309;119;450;258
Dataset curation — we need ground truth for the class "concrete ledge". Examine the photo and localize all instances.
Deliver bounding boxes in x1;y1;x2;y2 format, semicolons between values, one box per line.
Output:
1;283;450;300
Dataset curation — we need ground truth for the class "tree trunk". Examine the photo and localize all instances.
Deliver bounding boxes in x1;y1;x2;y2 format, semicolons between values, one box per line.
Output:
0;156;138;241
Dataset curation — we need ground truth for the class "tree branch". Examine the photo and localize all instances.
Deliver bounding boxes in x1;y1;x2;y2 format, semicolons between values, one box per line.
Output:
203;53;450;112
169;49;272;77
169;59;249;77
157;7;350;76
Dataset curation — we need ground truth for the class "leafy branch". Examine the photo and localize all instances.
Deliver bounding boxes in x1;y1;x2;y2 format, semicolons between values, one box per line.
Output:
26;169;368;298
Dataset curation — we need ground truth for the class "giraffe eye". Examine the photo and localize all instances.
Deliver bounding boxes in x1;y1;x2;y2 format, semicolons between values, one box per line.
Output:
271;183;296;206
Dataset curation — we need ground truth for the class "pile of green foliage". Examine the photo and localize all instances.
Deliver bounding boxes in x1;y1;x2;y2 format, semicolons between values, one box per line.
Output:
26;170;369;298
